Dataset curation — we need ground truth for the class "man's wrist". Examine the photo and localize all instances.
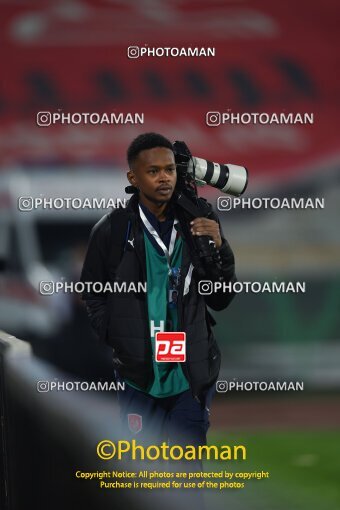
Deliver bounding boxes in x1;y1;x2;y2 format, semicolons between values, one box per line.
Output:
216;238;226;252
215;237;222;249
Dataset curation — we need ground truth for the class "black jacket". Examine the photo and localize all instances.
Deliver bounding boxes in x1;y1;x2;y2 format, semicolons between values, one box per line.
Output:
80;193;236;401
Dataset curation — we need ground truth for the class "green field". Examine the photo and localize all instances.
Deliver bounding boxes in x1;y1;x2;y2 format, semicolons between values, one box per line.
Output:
203;430;340;510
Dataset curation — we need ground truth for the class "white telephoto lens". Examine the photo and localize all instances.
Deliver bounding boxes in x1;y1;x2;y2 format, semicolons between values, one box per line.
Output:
221;164;248;196
187;158;248;196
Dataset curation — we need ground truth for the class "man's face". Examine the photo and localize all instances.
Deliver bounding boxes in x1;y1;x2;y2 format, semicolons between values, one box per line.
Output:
128;147;177;204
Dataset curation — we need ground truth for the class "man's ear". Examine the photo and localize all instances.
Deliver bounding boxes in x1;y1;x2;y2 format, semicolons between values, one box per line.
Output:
127;170;137;186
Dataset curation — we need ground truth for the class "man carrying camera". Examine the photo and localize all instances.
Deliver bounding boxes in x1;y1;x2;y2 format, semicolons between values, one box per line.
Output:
80;132;236;448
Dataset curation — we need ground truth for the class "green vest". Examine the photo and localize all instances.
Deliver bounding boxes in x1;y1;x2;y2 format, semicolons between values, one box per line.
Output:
125;231;189;397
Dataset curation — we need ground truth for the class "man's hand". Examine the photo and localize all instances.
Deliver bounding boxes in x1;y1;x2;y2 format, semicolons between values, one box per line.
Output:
190;218;222;249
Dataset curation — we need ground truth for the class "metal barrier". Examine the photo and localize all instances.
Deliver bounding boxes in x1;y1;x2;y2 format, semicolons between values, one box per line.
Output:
0;331;190;510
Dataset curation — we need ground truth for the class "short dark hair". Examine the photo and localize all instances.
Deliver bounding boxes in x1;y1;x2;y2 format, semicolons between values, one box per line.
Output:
127;132;173;168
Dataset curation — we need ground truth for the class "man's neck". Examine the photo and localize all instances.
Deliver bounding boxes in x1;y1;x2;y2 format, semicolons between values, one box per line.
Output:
139;194;169;221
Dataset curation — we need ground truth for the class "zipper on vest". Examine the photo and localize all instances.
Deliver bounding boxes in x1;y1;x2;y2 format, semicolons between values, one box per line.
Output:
177;280;198;399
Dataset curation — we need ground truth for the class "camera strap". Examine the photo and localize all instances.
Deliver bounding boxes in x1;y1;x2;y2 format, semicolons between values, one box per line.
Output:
138;205;178;273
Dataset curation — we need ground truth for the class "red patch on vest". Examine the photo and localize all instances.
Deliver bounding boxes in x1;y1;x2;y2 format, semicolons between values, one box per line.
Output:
128;413;142;433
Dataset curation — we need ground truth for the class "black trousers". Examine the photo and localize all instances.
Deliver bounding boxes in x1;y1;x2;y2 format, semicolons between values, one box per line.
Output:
116;374;214;444
115;374;216;509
